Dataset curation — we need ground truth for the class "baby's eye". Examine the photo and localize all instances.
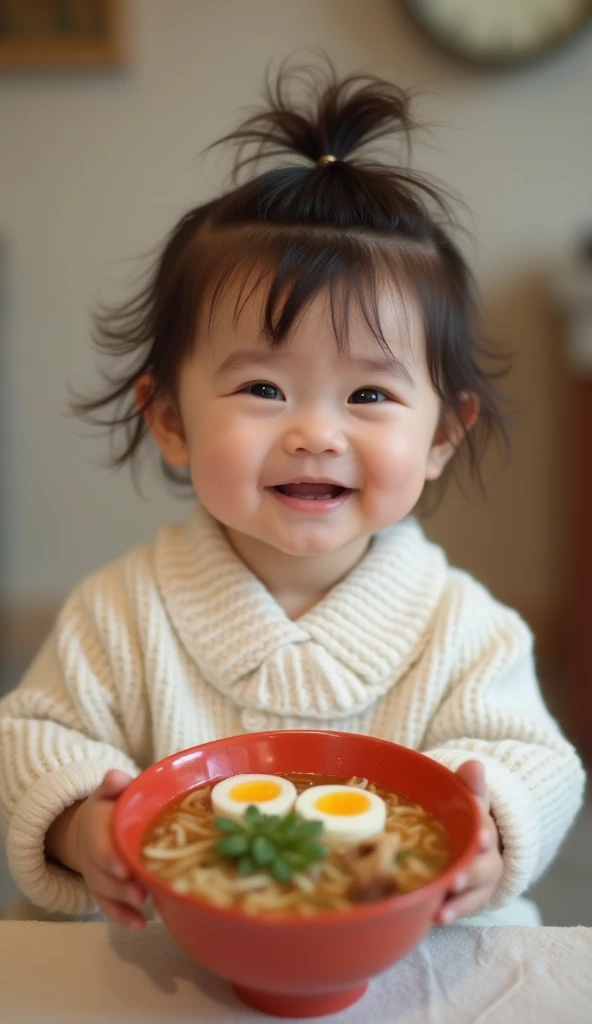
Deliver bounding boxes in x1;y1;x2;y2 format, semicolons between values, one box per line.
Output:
242;382;284;401
348;388;390;405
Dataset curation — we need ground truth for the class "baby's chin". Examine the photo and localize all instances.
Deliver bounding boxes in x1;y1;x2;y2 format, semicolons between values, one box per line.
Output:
206;503;368;560
230;523;356;559
258;525;363;560
269;538;344;558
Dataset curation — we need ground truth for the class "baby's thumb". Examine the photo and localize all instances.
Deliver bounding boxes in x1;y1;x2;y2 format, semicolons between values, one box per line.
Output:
97;769;134;800
456;760;487;802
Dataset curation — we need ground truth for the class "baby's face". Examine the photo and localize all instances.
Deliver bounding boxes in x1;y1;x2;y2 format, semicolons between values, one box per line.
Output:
168;284;453;559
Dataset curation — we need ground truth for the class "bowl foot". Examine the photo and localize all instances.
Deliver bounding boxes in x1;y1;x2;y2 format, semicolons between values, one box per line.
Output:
233;981;368;1017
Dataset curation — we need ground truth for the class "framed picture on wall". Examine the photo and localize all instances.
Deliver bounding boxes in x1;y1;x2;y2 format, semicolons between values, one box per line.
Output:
0;0;125;69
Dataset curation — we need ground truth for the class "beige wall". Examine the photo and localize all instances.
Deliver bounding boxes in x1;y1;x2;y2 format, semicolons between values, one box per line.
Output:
1;0;590;626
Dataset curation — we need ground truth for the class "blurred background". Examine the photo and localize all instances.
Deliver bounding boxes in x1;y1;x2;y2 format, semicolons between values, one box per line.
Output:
0;0;591;921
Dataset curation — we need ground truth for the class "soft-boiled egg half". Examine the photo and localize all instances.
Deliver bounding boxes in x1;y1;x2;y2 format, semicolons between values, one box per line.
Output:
211;773;297;824
295;785;387;846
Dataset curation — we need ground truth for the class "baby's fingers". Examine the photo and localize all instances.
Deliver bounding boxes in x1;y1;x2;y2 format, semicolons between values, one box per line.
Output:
96;895;146;930
455;761;490;811
80;800;131;880
436;849;501;924
438;885;494;925
459;849;501;892
92;871;147;929
96;770;134;801
87;863;147;911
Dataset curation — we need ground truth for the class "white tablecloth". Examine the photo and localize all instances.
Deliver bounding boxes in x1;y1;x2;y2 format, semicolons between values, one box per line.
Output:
1;922;590;1023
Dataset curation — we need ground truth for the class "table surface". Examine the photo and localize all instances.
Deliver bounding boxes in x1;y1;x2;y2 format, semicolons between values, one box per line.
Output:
1;922;590;1024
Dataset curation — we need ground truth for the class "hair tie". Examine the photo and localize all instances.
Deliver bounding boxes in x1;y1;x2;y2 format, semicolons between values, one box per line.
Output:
317;154;337;167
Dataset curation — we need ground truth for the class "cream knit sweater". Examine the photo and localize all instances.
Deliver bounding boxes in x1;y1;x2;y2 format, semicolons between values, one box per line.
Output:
0;506;584;918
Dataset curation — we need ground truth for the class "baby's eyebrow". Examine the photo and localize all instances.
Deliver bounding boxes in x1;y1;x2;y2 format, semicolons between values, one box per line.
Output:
215;347;415;386
215;348;281;375
348;354;415;386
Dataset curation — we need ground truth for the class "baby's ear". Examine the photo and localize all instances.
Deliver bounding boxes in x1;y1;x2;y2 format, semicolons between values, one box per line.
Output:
425;393;479;482
135;375;190;468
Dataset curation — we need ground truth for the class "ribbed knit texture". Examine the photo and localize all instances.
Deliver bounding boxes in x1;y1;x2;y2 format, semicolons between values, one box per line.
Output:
0;505;585;916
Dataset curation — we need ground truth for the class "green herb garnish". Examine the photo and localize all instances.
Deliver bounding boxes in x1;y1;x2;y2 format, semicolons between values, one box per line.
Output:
214;806;328;883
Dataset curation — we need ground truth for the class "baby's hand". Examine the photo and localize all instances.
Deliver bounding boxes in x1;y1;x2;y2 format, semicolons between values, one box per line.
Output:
437;760;503;925
74;769;147;929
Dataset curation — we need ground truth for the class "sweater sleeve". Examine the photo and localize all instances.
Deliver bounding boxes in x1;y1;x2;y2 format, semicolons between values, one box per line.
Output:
0;569;147;917
422;576;586;910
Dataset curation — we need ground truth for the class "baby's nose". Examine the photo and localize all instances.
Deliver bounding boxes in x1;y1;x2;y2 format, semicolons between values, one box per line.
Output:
282;419;347;457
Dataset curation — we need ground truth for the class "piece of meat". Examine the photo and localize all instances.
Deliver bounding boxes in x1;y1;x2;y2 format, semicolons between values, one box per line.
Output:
345;833;401;904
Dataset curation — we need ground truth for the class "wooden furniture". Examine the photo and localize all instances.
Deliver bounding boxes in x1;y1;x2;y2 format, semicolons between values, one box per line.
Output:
556;261;592;767
0;0;125;70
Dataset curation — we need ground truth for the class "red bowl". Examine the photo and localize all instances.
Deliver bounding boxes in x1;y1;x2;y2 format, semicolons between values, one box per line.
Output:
113;731;481;1018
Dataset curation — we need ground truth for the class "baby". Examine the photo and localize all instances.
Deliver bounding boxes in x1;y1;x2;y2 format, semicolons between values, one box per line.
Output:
0;65;584;930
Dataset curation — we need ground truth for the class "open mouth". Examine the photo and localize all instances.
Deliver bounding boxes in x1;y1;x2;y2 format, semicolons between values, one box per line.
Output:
271;482;349;501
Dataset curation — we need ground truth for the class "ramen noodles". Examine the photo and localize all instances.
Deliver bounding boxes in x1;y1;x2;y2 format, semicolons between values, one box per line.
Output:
141;773;452;916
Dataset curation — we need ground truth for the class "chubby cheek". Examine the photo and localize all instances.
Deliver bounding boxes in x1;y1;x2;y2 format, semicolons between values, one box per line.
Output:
361;431;430;523
187;418;264;521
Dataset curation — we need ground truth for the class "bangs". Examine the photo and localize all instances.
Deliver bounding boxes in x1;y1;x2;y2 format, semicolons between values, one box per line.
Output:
202;223;430;365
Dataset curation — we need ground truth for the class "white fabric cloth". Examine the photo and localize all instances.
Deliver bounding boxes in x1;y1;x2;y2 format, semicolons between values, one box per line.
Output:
0;505;585;916
1;921;590;1024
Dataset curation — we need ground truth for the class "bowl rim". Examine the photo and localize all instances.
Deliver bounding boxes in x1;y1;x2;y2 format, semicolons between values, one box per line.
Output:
112;730;483;929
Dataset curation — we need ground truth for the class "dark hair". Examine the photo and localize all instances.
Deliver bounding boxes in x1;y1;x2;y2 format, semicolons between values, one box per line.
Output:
75;61;510;503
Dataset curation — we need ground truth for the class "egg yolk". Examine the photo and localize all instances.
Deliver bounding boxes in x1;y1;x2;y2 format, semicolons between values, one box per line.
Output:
229;780;282;803
313;791;371;816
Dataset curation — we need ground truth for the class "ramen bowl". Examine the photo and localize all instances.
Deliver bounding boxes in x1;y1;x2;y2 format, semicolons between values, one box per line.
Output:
113;731;481;1018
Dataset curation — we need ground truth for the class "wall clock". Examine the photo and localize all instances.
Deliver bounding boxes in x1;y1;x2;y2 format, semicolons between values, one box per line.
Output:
404;0;592;67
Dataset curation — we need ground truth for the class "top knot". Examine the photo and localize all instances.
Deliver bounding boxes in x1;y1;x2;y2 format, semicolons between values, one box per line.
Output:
212;59;418;181
208;57;453;234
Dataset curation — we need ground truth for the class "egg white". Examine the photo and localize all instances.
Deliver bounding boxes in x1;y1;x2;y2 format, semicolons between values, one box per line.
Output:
295;785;387;846
211;773;297;824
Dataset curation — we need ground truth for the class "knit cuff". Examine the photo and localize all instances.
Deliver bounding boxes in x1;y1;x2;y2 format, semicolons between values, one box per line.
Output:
6;755;139;917
424;748;540;909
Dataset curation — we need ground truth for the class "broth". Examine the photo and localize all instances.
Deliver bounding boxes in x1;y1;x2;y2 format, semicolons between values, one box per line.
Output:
141;773;451;916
